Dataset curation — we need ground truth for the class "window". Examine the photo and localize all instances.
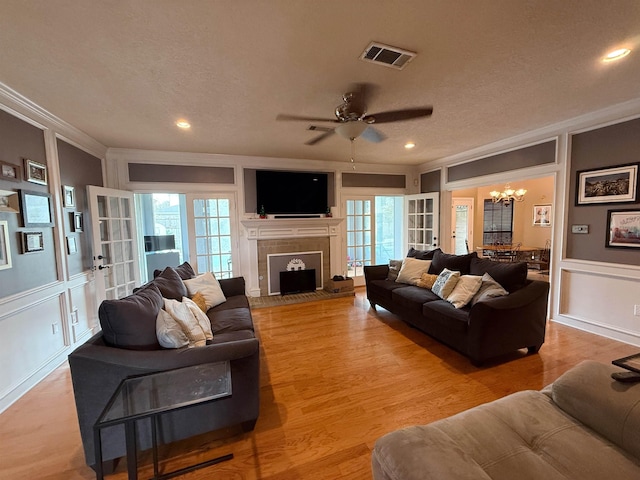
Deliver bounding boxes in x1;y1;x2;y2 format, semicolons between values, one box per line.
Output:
483;199;513;245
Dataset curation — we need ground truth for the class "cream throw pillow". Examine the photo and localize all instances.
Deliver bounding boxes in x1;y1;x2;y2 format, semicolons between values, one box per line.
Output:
431;268;461;300
447;275;483;308
183;272;226;309
471;273;509;305
182;296;213;341
396;258;432;285
156;308;189;349
163;298;207;347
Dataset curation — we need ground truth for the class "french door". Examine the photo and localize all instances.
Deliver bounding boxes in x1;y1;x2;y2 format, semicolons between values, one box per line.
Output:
186;194;237;278
87;186;141;304
345;198;373;284
405;193;439;252
451;198;474;254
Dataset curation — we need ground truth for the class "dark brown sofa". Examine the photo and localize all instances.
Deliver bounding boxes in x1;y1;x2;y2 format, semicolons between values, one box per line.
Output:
68;263;259;472
364;249;549;365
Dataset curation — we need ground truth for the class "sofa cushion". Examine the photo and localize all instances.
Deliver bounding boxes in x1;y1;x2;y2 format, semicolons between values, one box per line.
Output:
368;279;408;302
156;308;189;349
447;275;483;308
209;294;250;312
392;286;440;313
471;272;509;305
396;257;432;285
406;247;437;260
429;249;477;275
152;267;188;301
469;256;528;292
431;268;461;300
421;300;469;332
209;307;254;334
184;272;226;309
98;283;163;350
153;261;196;280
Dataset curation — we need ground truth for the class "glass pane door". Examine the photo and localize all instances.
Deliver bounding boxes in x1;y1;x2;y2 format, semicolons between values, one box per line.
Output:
188;196;235;279
345;199;372;279
405;193;439;252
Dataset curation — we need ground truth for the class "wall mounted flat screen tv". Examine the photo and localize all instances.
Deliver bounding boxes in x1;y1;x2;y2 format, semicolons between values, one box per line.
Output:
256;170;328;215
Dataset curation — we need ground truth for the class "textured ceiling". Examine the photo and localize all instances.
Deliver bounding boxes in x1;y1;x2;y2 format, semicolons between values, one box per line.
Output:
0;1;638;166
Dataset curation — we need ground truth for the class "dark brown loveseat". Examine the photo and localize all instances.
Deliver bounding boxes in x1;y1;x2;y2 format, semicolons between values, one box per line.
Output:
68;263;259;472
364;249;549;365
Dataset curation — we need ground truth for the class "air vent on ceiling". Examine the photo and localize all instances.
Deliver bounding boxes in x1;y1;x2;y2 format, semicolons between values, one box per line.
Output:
360;42;417;70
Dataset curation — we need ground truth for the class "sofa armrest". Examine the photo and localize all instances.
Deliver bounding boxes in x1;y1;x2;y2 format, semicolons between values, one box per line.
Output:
364;264;390;283
466;280;550;363
219;276;246;297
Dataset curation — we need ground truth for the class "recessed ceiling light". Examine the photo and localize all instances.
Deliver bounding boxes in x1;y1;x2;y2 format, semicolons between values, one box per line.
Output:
602;48;631;63
176;120;191;129
405;142;416;149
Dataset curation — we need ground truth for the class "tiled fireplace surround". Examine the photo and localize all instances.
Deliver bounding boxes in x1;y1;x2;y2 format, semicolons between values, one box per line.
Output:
240;218;343;297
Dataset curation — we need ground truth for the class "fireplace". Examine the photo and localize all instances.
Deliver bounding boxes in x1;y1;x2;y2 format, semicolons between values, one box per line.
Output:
267;251;322;295
280;269;316;295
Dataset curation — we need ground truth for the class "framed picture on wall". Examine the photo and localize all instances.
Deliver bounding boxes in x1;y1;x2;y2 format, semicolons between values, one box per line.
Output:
24;159;47;186
1;162;21;182
19;190;54;227
21;231;44;253
63;185;75;208
606;209;640;248
576;163;638;205
72;212;83;232
533;204;552;227
0;220;11;270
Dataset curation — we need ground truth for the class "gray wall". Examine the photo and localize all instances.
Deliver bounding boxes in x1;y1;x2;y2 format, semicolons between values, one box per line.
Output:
0;109;57;296
129;163;234;183
421;170;441;193
567;117;640;264
57;139;103;275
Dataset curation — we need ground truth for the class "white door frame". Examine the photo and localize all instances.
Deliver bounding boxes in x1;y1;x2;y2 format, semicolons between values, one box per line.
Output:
451;197;474;254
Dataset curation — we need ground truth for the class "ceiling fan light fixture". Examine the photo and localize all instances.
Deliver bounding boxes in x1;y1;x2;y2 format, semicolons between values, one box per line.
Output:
176;119;191;129
335;121;368;140
602;48;631;62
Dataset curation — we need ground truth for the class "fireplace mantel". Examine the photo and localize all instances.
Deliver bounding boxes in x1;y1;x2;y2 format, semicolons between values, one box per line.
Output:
241;217;343;240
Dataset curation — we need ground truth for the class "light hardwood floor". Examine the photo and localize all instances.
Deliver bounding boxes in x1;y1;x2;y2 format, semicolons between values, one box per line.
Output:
0;288;636;479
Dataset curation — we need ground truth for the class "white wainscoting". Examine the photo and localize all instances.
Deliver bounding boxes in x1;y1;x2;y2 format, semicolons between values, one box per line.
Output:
553;260;640;346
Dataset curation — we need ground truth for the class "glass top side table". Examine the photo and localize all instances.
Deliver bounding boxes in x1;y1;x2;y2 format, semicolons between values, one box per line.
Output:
94;361;232;480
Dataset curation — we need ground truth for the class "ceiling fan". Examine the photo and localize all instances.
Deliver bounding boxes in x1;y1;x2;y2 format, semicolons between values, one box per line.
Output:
276;83;433;145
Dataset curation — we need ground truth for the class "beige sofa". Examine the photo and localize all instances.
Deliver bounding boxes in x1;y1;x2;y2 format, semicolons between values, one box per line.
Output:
372;361;640;479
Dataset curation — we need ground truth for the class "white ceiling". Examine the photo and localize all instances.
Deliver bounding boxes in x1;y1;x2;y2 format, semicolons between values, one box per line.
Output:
0;1;638;166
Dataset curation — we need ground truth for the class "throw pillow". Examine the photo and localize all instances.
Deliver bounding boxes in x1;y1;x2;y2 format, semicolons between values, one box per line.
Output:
183;296;214;341
156;308;189;349
183;272;227;309
387;259;403;281
396;257;432;285
447;275;483;308
416;272;439;289
152;267;187;301
163;298;207;347
471;273;509;305
469;256;527;293
191;292;208;312
431;268;461;300
98;283;163;350
153;262;196;280
429;249;477;275
406;247;438;260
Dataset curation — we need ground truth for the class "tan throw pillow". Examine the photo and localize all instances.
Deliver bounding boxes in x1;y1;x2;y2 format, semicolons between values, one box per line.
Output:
471;273;509;305
183;272;226;309
155;309;189;349
447;275;483;308
396;258;432;285
431;268;461;300
416;273;439;289
163;298;207;347
191;292;208;312
183;297;213;341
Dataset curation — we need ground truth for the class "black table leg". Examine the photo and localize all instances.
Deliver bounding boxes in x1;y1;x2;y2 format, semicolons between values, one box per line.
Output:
94;427;103;480
125;420;138;480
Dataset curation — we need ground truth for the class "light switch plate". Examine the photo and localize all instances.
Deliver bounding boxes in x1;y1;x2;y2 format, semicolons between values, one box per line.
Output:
572;225;589;234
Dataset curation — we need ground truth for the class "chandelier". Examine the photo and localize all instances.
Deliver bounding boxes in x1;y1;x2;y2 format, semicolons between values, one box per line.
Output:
489;185;527;206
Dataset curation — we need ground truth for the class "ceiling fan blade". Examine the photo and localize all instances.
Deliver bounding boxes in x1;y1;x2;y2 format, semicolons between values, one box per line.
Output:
277;114;338;123
305;129;335;145
360;126;386;143
363;107;433;124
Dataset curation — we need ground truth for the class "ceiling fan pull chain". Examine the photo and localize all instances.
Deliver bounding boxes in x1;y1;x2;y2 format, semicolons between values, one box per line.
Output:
350;138;356;170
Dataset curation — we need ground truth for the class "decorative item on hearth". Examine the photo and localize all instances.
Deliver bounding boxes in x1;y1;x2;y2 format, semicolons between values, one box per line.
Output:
489;184;527;206
259;204;266;219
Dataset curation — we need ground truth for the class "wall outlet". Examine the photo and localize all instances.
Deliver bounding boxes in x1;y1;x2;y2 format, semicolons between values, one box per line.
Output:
635;305;640;316
52;322;59;334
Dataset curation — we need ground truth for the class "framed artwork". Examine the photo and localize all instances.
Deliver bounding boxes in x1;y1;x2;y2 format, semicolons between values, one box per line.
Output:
66;236;78;255
63;185;75;208
0;220;11;270
576;163;638;205
19;190;53;227
533;204;552;227
1;162;20;182
21;231;44;253
72;212;83;232
606;209;640;248
24;159;47;185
